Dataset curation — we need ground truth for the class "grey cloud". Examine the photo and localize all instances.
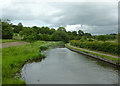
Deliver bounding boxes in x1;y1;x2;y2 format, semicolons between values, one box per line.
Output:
2;1;118;34
49;2;117;26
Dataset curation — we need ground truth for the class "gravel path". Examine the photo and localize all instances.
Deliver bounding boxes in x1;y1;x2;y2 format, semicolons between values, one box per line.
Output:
1;42;28;48
68;44;120;59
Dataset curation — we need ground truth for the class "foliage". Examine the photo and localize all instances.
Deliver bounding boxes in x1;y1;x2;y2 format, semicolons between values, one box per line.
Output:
57;27;66;32
87;38;94;41
97;35;107;42
52;31;69;43
2;22;13;39
39;45;48;50
2;19;118;42
13;33;23;40
70;40;119;55
117;33;120;43
84;33;92;38
65;44;119;63
78;30;84;36
41;34;51;41
72;31;77;36
13;23;23;33
25;34;36;43
17;22;23;33
75;36;81;40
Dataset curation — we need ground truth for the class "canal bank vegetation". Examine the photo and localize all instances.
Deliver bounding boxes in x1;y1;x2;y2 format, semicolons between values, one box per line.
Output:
70;40;119;56
65;44;119;63
2;41;63;84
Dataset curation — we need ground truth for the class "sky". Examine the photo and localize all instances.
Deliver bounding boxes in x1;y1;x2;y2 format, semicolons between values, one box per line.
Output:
0;0;119;35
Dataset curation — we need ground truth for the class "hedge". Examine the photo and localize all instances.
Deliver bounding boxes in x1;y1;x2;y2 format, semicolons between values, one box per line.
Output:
70;40;120;55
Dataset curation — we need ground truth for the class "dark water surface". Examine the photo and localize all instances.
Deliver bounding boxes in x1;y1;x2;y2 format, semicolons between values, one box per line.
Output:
21;48;118;84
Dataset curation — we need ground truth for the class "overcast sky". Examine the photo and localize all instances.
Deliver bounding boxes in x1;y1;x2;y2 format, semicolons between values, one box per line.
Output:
1;0;119;35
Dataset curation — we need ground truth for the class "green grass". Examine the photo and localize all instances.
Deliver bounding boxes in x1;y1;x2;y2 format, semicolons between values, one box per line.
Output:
2;39;18;43
0;48;1;86
65;44;120;63
2;41;63;84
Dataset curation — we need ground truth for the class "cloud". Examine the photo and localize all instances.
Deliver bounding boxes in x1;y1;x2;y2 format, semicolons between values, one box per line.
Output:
1;0;119;34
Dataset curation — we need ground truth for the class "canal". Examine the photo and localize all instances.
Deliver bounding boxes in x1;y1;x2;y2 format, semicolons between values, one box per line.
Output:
21;48;118;84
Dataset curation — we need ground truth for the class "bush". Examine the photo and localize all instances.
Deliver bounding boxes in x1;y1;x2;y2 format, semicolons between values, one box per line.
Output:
39;45;48;50
87;38;94;41
70;40;119;55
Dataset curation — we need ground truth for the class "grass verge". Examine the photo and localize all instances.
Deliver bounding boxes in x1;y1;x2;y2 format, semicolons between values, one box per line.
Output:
2;39;18;43
65;44;120;63
2;41;63;84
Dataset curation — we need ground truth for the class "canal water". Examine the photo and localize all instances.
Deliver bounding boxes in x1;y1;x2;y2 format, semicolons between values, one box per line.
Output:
21;48;118;84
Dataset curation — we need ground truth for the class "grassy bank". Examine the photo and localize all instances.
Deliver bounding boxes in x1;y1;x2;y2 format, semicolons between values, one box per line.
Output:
65;44;120;63
1;39;17;43
2;41;63;84
0;48;1;85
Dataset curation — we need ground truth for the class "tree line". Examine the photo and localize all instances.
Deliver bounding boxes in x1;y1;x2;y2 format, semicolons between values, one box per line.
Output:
1;19;118;43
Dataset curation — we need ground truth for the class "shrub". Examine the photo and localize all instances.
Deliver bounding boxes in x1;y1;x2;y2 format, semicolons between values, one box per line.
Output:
39;45;48;50
87;38;94;41
70;40;119;55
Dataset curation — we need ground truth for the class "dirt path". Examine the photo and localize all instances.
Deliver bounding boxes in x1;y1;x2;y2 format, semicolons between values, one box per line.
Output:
68;44;119;59
1;42;28;48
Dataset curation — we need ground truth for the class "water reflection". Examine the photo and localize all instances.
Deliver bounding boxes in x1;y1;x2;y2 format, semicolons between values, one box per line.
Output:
22;48;118;84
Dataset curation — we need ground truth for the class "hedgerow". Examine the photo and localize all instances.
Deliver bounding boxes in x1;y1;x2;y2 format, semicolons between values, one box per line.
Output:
70;40;120;55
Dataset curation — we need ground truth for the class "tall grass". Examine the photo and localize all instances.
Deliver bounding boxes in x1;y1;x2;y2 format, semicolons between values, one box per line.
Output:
2;41;63;84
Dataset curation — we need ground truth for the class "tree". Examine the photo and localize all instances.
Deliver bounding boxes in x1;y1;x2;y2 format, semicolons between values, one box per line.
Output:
49;28;56;35
2;22;13;39
97;35;107;42
12;25;18;33
57;27;66;32
25;34;36;43
72;31;77;36
75;36;81;40
67;31;72;35
32;26;39;34
19;27;35;40
52;31;69;43
42;34;51;41
84;33;92;38
78;30;84;36
117;33;120;43
17;22;23;33
13;22;23;33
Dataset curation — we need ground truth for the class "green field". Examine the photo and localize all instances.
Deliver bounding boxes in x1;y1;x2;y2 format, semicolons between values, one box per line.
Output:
2;41;63;84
